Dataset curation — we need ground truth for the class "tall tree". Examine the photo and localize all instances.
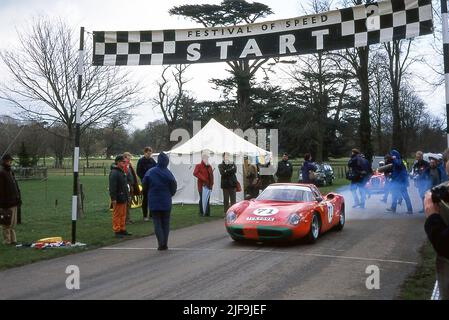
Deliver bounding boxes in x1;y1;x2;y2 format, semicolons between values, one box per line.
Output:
0;18;143;145
153;64;193;137
336;0;374;162
383;39;419;155
169;0;273;130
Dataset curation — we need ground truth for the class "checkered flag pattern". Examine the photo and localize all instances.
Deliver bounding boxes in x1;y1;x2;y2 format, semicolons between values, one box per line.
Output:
340;0;433;47
93;30;176;66
92;0;433;66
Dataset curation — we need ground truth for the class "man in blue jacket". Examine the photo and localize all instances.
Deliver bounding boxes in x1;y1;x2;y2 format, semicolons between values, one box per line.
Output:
142;152;177;251
387;150;413;214
301;153;317;183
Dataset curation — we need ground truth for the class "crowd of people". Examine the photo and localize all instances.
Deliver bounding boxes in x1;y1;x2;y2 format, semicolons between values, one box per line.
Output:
345;148;449;214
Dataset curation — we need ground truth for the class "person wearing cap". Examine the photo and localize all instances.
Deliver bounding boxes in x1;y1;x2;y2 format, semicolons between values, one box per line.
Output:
0;154;21;245
275;153;293;183
109;155;131;238
347;148;366;208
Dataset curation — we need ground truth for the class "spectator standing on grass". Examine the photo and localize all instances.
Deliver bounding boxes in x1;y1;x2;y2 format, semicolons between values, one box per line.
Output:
218;152;237;214
109;155;131;238
137;147;156;221
142;152;177;251
123;152;139;224
0;154;21;245
275;153;293;183
193;152;214;217
424;190;449;299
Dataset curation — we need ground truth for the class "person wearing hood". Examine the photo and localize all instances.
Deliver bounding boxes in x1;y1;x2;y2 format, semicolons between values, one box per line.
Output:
193;152;214;217
142;152;177;251
0;154;21;245
387;150;413;214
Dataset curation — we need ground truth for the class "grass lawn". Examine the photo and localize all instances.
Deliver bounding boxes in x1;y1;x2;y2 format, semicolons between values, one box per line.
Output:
398;241;437;300
0;175;224;270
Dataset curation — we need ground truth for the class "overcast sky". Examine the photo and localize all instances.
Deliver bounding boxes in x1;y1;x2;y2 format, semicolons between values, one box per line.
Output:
0;0;445;131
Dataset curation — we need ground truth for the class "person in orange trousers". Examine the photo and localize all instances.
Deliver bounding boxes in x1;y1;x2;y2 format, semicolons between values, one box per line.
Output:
109;155;132;238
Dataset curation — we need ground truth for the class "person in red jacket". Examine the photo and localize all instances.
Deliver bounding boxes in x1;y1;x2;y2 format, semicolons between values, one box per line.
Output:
193;153;214;217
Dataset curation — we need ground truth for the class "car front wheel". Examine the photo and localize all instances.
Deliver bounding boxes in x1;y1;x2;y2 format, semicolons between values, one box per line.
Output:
306;213;320;243
334;206;345;231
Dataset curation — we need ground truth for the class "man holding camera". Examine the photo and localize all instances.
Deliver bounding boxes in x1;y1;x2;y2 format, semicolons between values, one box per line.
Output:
424;190;449;299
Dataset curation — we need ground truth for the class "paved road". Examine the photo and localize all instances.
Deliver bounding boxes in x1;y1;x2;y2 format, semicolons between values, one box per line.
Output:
0;188;428;300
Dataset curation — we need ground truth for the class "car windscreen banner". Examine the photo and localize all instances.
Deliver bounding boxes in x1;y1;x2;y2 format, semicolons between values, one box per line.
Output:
92;0;433;66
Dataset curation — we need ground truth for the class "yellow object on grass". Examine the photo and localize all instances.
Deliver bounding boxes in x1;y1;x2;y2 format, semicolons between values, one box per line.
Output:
37;237;63;243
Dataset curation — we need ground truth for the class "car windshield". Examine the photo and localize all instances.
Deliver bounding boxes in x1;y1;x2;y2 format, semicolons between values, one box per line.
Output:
256;186;314;202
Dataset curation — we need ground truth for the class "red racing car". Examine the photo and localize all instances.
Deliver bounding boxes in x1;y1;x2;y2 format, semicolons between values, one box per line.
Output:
225;183;345;243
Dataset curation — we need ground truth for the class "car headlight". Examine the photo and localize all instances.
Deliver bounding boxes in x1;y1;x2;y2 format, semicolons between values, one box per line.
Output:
288;213;301;225
226;211;237;224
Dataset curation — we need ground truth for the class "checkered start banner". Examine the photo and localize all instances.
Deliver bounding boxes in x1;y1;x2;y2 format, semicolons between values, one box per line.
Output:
92;0;433;66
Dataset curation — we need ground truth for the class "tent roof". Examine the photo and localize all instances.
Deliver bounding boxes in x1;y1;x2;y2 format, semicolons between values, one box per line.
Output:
167;118;270;156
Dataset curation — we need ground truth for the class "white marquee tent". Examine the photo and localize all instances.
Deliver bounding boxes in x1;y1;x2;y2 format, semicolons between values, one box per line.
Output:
165;118;271;205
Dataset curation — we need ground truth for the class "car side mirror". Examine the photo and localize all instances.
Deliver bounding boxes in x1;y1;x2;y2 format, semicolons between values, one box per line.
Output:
316;196;323;202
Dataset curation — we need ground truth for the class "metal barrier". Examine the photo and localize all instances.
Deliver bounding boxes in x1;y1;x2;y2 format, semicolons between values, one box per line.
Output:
13;167;48;180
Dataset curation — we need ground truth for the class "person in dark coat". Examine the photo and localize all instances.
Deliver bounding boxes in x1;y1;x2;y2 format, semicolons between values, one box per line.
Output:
360;153;373;199
109;155;131;238
424;191;449;299
301;153;317;184
275;153;293;183
193;153;214;217
0;154;21;245
218;152;237;214
387;149;413;214
142;152;177;251
136;147;157;221
347;149;366;208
